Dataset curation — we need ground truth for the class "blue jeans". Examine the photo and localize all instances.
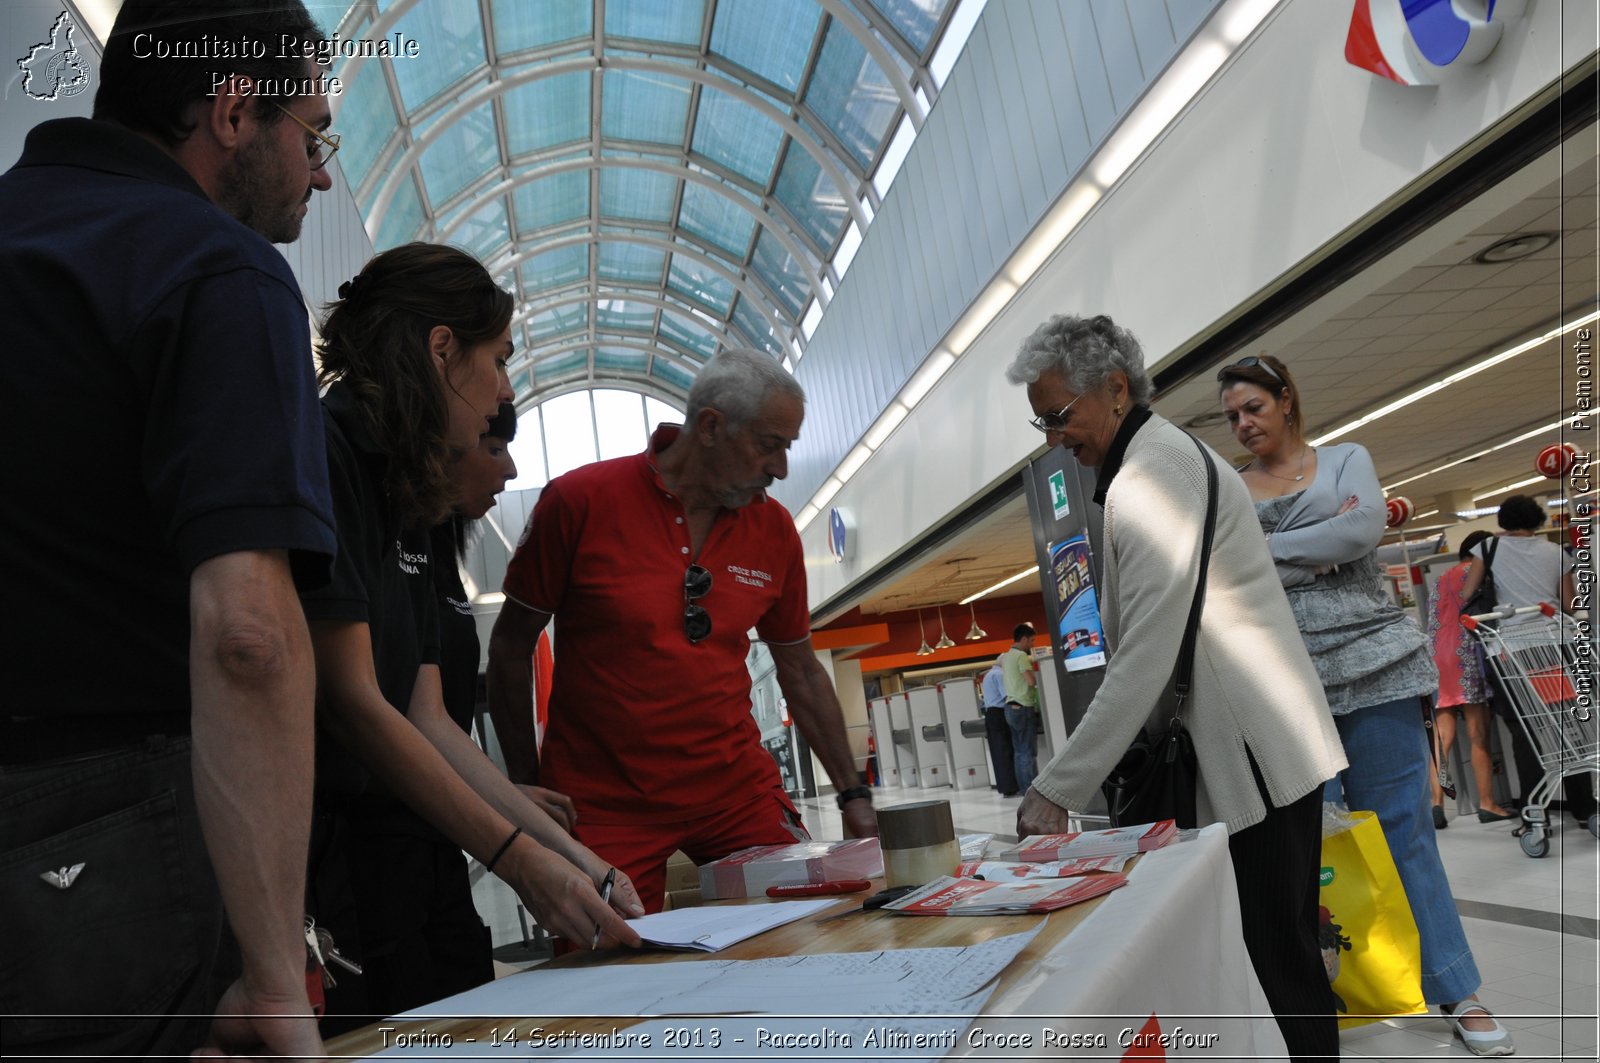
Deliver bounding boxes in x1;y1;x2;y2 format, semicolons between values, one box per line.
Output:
1005;703;1038;792
1326;697;1481;1004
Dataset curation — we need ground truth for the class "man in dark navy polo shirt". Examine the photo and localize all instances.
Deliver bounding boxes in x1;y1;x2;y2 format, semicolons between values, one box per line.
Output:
0;1;336;1056
488;349;877;912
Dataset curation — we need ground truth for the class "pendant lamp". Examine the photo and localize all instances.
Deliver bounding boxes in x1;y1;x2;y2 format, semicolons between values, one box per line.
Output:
934;606;956;650
915;609;935;656
965;603;987;640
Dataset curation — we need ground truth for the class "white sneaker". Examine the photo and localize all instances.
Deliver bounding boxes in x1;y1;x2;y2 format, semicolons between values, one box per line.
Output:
1441;1000;1515;1056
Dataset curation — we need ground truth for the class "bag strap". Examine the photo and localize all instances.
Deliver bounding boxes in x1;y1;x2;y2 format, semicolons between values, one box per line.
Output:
1483;536;1497;573
1172;433;1219;708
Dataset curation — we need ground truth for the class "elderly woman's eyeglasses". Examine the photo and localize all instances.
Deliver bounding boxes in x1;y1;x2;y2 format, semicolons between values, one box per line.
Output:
1217;355;1285;386
1028;392;1085;433
272;103;340;170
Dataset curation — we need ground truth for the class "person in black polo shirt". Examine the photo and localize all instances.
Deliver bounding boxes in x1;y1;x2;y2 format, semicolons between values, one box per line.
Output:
432;405;577;831
0;1;336;1057
303;244;641;1027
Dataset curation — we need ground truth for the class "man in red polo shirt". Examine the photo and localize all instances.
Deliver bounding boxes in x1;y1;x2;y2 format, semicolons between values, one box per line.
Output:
488;349;876;911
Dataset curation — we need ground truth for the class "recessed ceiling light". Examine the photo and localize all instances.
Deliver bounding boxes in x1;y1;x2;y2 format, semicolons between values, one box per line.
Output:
1473;232;1558;264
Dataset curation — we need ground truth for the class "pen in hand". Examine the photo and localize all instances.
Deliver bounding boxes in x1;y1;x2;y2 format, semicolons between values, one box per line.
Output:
591;866;617;950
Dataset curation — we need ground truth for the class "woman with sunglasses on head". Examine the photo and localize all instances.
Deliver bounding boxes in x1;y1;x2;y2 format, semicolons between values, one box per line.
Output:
1009;315;1347;1062
303;244;641;1029
433;402;577;834
1218;354;1512;1057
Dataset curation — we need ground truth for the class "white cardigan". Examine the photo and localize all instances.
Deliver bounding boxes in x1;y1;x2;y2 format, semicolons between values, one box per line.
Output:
1031;415;1348;833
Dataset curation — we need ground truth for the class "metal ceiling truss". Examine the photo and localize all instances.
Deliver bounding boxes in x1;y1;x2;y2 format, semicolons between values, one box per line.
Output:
330;0;950;410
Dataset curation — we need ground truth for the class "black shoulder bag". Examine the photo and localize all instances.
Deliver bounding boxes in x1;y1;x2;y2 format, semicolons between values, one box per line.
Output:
1459;536;1498;616
1100;433;1217;830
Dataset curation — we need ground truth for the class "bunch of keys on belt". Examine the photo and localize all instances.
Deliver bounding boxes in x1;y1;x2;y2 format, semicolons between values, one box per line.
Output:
304;915;364;992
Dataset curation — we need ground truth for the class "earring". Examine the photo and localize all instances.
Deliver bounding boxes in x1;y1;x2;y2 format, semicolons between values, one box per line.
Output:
1113;404;1123;415
1286;415;1294;426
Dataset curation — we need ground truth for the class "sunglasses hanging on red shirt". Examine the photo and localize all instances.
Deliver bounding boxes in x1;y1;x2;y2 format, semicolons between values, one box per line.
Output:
683;564;713;643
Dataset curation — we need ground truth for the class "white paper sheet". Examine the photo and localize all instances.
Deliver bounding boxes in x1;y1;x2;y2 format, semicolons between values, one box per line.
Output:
390;925;1042;1024
624;898;836;951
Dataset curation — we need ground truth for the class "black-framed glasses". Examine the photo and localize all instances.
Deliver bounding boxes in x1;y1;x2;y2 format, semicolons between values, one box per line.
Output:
1027;391;1085;434
683;564;713;644
272;103;341;170
1217;355;1285;386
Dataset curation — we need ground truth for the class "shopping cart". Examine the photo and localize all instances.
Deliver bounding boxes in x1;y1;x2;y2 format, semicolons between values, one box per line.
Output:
1461;603;1599;858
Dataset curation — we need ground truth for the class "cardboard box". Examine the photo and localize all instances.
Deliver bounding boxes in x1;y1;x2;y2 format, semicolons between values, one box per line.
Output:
698;839;883;900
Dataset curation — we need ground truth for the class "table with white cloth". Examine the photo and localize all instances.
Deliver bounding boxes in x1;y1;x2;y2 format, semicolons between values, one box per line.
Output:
328;824;1287;1062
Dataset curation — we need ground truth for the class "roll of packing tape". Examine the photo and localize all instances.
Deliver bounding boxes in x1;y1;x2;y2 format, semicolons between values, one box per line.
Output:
876;799;959;888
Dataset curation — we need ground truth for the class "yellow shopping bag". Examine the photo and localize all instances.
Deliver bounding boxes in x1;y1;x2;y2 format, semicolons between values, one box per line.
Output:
1319;806;1426;1028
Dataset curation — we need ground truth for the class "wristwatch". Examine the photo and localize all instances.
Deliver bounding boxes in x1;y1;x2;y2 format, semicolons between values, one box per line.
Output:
835;784;873;809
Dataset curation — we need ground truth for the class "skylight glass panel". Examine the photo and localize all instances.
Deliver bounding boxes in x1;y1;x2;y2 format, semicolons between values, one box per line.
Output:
658;313;719;360
390;0;488;110
503;73;592;156
330;64;396;191
805;22;899;167
514;171;590;233
749;230;809;317
599;168;679;223
709;0;819;93
595;299;656;333
592;389;649;458
605;0;706;45
677;181;757;258
538;350;590;377
773;146;848;251
526;304;587;341
601;69;691;146
448;198;512;263
651;359;696;393
691;91;783;186
597;243;667;285
507;407;548;488
490;0;593;55
646;396;684;424
418;102;496;206
730;295;781;357
374;175;425;249
541;392;599;478
867;0;950;54
519;245;589;291
595;348;649;374
667;255;735;314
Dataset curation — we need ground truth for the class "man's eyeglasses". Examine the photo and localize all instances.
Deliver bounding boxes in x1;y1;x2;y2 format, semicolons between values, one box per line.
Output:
1217;355;1285;387
683;564;713;644
1028;391;1085;434
272;103;340;171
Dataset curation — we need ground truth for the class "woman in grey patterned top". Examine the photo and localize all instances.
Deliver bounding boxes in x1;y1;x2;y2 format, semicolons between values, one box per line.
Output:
1219;354;1512;1057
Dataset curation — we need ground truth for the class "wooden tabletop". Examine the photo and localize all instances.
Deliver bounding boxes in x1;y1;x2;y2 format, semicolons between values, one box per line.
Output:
326;873;1129;1058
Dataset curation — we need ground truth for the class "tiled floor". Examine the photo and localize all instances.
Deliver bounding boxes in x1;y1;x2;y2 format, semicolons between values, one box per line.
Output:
470;783;1600;1060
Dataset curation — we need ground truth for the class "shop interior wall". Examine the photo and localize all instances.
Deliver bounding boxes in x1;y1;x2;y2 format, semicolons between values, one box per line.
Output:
801;0;1594;612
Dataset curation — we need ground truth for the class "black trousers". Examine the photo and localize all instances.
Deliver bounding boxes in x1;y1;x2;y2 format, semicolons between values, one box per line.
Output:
983;705;1018;794
1228;777;1341;1062
0;736;235;1057
310;804;493;1035
1489;678;1597;818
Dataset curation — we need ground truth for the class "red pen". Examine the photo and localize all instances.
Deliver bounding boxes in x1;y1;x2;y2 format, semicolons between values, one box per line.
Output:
765;879;873;898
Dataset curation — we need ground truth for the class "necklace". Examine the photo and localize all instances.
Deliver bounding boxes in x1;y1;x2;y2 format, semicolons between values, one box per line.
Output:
1252;445;1309;482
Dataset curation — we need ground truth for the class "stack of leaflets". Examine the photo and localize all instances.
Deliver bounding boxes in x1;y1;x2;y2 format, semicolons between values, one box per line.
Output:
955;854;1130;879
1000;819;1176;861
881;873;1128;915
698;839;883;900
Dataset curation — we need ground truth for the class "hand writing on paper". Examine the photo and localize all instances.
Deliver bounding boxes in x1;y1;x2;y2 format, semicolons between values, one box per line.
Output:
499;840;643;949
1016;787;1074;838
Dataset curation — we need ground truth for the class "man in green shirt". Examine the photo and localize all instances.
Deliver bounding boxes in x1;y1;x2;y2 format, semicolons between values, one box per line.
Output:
1002;623;1040;791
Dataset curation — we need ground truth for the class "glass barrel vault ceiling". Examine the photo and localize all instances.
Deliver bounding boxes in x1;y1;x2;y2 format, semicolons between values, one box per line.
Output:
330;0;967;409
